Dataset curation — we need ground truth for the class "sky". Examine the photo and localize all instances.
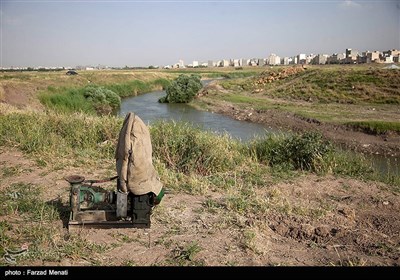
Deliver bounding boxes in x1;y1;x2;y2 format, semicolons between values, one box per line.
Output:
1;0;399;68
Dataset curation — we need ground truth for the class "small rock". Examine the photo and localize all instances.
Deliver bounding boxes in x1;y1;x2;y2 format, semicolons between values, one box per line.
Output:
383;201;389;206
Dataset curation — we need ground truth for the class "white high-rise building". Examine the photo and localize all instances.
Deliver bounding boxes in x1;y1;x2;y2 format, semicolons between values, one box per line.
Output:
268;54;281;65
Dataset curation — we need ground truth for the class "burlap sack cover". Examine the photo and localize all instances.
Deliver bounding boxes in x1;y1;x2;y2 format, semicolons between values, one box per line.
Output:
115;112;162;195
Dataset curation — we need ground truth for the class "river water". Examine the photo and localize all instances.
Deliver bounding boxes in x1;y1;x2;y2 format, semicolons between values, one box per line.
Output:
119;82;399;177
119;91;275;142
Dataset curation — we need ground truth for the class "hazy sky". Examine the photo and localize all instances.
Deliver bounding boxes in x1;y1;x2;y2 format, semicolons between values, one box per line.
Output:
1;0;399;67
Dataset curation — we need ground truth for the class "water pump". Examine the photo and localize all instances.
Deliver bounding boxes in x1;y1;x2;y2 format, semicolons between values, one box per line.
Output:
66;175;162;230
66;112;164;230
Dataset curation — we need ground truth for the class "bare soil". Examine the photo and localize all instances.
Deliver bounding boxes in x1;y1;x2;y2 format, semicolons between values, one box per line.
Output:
0;83;43;110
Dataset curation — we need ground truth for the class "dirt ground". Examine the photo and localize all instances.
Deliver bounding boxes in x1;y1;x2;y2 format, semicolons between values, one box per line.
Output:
1;148;399;266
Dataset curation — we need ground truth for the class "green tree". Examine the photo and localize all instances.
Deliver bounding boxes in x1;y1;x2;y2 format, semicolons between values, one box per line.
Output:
159;74;202;103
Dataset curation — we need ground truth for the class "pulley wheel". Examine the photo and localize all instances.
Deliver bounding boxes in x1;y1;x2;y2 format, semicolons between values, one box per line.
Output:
64;175;85;184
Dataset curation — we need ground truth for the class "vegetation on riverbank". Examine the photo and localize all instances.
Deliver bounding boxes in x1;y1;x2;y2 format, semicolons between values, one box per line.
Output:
346;121;400;134
38;78;170;115
0;110;397;189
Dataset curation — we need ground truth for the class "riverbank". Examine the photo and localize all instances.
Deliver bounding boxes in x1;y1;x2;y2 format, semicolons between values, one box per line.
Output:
193;66;400;158
195;96;400;157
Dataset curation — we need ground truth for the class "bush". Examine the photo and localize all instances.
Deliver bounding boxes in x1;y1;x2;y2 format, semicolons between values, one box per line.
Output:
83;86;121;114
249;132;333;172
159;74;202;103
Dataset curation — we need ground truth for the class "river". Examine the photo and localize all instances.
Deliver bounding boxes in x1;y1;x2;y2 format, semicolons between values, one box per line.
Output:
119;85;276;142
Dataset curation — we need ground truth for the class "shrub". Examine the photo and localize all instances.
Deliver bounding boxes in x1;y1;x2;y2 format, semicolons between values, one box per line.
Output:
83;86;121;114
249;132;333;172
159;74;202;103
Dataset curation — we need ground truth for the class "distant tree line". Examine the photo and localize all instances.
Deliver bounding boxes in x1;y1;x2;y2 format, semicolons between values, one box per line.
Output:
1;67;65;72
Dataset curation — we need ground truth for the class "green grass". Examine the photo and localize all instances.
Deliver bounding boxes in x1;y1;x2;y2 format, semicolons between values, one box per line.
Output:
0;183;58;219
0;111;121;163
171;241;203;265
346;121;400;134
221;93;267;105
248;132;334;172
150;120;245;176
104;78;170;97
38;78;171;115
39;87;95;114
0;74;32;81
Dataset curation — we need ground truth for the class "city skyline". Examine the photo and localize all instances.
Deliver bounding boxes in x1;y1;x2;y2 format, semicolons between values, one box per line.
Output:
1;0;399;68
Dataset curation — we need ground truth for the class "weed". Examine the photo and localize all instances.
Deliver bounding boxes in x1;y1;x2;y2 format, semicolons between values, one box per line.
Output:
241;229;257;251
346;121;400;134
1;165;30;177
203;198;224;213
169;241;204;266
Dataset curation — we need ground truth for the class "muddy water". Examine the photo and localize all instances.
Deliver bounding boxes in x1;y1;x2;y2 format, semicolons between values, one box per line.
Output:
119;82;399;176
